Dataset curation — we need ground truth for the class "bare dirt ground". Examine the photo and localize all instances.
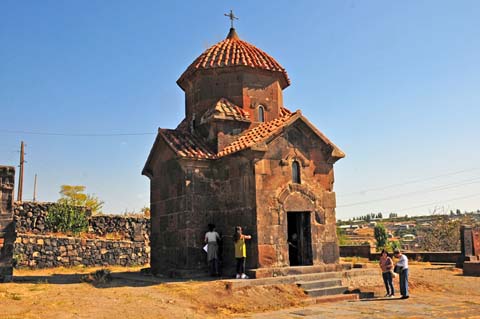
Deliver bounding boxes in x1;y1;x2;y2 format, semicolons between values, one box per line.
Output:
1;263;480;319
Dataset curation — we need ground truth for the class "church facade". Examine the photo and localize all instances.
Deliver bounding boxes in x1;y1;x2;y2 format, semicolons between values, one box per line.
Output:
143;27;345;277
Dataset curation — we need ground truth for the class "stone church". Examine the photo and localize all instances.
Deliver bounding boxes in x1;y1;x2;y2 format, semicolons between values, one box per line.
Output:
143;26;345;277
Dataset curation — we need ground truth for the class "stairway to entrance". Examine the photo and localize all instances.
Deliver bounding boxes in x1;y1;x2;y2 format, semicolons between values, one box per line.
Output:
226;268;378;303
295;273;348;297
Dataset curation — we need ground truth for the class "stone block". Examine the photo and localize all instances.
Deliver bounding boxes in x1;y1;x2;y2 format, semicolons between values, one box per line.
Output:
322;192;336;209
258;245;277;267
463;262;480;276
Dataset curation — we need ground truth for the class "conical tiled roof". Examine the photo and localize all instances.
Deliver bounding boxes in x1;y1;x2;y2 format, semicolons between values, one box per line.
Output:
177;28;290;90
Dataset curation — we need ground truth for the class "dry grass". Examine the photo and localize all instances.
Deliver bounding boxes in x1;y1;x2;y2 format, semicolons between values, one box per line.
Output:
2;264;480;318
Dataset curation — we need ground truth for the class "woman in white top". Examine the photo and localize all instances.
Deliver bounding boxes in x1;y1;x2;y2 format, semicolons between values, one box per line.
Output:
205;224;221;276
394;248;409;299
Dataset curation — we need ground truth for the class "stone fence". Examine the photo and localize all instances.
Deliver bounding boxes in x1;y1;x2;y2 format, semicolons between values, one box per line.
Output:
14;202;150;242
14;234;150;268
339;245;372;259
12;201;151;269
340;245;461;263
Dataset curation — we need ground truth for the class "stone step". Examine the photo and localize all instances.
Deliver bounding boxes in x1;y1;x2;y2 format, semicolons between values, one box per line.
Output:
296;278;342;290
313;293;359;304
248;264;343;279
226;271;344;289
304;285;348;298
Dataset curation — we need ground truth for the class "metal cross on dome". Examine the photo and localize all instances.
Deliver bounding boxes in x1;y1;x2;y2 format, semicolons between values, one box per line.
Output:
224;10;239;28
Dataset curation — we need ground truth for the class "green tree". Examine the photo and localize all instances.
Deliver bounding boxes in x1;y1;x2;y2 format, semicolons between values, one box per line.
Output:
374;224;388;249
58;185;104;215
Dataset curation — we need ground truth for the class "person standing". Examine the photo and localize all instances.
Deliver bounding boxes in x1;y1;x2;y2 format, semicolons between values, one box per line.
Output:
379;249;395;297
205;224;221;276
394;248;409;299
234;226;251;279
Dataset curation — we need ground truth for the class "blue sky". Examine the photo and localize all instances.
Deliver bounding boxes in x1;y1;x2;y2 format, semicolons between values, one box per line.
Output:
1;1;479;219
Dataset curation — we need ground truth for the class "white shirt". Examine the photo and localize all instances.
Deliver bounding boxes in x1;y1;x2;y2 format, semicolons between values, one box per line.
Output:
396;254;409;269
205;231;220;243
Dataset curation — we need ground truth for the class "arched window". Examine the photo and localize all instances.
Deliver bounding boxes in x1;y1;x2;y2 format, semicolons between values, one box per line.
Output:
292;161;301;184
258;105;265;122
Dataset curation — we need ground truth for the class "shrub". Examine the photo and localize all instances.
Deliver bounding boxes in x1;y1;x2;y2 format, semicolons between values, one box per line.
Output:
46;203;89;235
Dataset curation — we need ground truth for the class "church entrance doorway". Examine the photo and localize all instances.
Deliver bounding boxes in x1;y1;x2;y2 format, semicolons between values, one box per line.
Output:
287;212;313;266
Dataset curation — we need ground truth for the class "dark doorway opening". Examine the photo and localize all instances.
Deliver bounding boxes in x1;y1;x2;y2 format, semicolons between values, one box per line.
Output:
287;212;313;266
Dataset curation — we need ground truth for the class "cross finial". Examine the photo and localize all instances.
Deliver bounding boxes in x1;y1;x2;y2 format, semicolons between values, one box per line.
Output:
224;10;238;29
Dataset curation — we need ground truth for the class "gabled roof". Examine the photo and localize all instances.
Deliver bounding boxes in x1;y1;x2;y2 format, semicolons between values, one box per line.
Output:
177;28;290;90
200;98;251;124
217;111;345;159
142;108;345;177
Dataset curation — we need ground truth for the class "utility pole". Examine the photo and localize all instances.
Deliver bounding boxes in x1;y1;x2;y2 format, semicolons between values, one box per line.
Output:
33;173;37;202
17;141;25;202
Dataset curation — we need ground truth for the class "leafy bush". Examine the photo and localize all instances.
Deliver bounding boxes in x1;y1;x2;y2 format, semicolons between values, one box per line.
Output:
386;240;400;251
46;203;89;235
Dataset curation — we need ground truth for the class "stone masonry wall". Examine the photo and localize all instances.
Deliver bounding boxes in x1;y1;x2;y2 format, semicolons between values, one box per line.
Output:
254;123;339;269
89;215;150;242
14;202;150;242
14;234;150;268
12;202;150;269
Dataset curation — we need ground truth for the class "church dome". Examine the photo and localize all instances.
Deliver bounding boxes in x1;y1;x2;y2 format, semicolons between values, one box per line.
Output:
177;28;290;90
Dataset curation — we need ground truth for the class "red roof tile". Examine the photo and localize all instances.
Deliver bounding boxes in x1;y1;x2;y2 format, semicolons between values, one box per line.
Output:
279;107;292;117
217;111;297;157
159;129;216;159
178;28;290;89
200;98;251;124
158;107;344;161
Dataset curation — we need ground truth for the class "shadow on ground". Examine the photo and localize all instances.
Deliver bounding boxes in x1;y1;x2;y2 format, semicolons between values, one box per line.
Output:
12;271;226;288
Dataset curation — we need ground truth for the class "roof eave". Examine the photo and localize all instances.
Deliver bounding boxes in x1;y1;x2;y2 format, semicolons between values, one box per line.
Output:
294;114;346;162
177;66;290;92
142;129;163;179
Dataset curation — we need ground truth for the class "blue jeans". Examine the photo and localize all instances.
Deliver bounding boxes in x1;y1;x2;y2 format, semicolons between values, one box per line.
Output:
382;271;394;295
399;268;409;297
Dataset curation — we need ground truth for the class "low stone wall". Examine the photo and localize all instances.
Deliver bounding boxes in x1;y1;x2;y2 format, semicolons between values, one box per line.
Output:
339;245;372;259
369;251;461;263
14;202;150;242
340;245;461;263
14;234;150;268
